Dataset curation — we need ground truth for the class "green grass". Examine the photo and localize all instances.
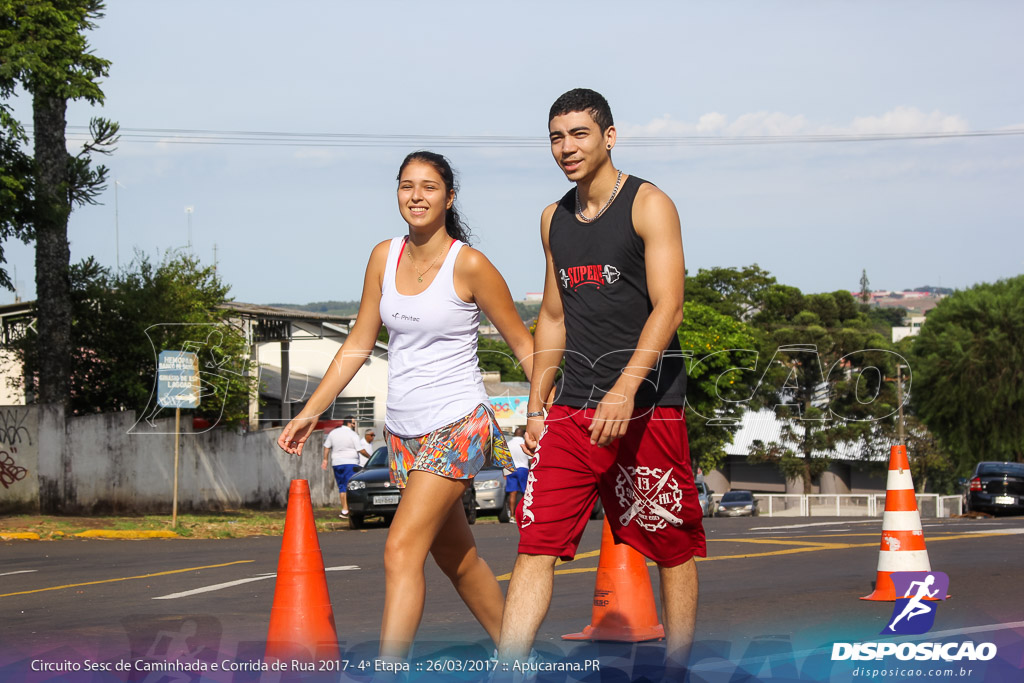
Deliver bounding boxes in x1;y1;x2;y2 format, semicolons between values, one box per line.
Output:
0;509;344;540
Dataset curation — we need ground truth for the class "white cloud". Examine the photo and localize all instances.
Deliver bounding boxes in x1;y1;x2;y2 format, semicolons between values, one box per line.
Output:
621;106;971;138
846;106;968;135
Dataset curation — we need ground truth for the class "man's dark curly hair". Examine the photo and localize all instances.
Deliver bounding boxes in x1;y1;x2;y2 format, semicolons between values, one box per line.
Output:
548;88;614;133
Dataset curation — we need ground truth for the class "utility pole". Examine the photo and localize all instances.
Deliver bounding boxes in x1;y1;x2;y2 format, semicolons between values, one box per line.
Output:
185;206;194;250
896;363;906;447
114;180;123;269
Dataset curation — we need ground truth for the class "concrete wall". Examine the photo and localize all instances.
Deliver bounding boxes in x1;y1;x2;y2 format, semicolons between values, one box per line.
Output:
0;405;338;514
819;466;852;494
0;405;38;512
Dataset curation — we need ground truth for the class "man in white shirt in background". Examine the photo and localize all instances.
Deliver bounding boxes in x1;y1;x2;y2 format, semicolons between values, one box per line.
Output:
322;416;363;518
504;426;530;524
358;428;376;467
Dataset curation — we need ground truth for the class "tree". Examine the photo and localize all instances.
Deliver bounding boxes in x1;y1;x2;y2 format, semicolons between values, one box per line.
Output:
477;337;527;382
910;275;1024;470
686;264;777;321
15;252;257;427
748;289;901;492
678;301;761;473
0;103;33;288
0;0;119;406
859;269;871;303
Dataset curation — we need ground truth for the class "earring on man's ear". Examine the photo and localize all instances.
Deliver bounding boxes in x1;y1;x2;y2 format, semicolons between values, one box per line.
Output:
607;144;612;150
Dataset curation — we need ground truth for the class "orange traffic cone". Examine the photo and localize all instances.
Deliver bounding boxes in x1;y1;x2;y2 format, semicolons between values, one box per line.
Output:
861;446;936;601
562;518;665;642
265;479;340;662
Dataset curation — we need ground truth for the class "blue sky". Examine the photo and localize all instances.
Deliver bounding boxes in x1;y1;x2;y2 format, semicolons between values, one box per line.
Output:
4;0;1023;306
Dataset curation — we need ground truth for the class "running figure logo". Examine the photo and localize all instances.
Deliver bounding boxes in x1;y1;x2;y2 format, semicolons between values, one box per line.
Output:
882;571;950;635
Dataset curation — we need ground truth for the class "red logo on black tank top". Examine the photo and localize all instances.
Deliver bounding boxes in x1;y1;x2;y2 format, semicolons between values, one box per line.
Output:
559;265;620;291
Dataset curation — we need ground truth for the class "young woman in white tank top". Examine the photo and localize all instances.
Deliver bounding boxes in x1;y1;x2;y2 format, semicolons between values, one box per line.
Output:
279;151;534;662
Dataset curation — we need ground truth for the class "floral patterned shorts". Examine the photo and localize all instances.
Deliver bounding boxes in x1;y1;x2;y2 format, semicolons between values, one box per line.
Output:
386;403;514;488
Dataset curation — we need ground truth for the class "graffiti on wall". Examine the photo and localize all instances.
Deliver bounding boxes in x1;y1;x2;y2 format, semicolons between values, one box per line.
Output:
0;408;32;446
0;448;27;489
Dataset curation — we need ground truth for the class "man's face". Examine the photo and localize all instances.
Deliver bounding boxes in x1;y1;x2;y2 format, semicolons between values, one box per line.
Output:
366;432;375;442
548;110;615;182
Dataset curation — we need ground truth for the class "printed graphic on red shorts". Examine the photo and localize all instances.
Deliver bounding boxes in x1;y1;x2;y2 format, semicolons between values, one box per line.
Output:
614;463;687;532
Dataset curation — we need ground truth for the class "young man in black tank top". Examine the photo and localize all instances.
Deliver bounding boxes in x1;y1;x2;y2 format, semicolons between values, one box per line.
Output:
498;89;705;677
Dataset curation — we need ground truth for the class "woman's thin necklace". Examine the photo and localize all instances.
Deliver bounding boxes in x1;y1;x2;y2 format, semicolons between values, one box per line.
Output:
405;239;446;283
576;170;623;223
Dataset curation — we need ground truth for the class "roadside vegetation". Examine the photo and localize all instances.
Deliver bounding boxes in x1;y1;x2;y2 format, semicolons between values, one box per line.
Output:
1;509;344;540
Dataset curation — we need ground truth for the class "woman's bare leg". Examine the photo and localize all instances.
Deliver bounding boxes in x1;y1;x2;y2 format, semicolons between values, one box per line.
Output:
429;492;505;644
379;470;470;659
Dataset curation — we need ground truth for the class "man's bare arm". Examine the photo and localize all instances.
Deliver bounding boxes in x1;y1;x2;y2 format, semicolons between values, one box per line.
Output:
588;184;684;446
525;203;566;452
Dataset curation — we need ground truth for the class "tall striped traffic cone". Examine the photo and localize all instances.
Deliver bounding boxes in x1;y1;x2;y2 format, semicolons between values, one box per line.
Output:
265;479;340;661
562;518;665;642
861;446;934;601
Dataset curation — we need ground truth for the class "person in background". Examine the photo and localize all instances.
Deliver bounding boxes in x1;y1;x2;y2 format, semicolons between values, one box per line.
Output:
504;426;530;523
359;428;376;467
322;416;362;518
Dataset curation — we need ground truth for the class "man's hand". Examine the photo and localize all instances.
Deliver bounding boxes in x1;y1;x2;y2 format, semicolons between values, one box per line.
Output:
588;388;635;447
524;414;545;455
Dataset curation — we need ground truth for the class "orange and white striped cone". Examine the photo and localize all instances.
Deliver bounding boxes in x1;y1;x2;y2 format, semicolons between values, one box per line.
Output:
861;445;933;601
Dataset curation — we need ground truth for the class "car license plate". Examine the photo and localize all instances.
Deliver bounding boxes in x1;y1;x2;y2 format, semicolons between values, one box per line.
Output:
994;495;1015;505
373;495;400;506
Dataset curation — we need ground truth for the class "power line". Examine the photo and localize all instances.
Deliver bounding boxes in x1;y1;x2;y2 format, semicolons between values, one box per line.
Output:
38;125;1024;149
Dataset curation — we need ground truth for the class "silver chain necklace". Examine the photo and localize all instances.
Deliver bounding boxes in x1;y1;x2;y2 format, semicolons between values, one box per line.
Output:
575;170;623;223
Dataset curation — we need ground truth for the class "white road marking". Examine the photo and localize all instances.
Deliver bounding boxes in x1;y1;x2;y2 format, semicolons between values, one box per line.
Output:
0;570;38;577
962;527;1024;535
751;520;880;531
152;565;359;600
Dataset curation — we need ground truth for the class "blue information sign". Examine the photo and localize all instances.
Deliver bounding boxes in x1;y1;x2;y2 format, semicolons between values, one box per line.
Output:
157;350;201;409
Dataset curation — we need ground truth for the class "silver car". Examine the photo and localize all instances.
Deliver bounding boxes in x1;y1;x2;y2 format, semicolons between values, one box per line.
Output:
696;478;715;518
474;463;509;519
716;490;758;517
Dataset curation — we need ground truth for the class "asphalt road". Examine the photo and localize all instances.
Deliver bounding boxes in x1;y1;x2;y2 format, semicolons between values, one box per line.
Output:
2;514;1022;681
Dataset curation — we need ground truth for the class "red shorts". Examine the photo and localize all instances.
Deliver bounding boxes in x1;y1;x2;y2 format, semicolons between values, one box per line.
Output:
517;404;706;567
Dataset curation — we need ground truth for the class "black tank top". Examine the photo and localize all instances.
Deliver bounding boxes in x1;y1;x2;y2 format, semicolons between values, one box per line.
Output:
549;175;686;409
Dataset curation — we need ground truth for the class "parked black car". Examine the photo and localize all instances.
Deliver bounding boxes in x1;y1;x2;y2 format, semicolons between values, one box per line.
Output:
715;490;758;517
346;447;477;529
964;461;1024;515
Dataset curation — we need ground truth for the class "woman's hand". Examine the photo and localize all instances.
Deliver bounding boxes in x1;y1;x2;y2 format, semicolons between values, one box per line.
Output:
278;415;318;456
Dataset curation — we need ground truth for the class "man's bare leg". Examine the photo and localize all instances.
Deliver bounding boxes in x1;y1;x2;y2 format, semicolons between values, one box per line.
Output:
496;553;557;659
659;558;698;675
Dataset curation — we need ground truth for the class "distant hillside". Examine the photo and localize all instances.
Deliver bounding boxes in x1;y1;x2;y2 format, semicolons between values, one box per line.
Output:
267;299;542;324
267;300;360;316
908;285;954;296
514;301;541;323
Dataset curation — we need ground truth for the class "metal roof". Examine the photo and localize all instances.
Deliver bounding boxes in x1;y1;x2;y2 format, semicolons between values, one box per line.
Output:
723;408;892;462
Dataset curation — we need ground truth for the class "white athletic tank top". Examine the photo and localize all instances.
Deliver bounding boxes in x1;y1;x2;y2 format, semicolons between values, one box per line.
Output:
379;237;488;437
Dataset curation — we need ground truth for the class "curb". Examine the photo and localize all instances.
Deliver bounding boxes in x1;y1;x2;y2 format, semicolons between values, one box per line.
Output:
73;530;181;539
1;532;41;540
